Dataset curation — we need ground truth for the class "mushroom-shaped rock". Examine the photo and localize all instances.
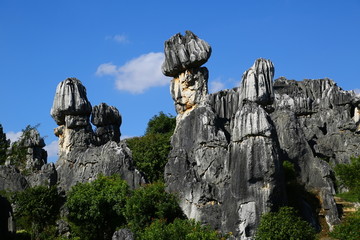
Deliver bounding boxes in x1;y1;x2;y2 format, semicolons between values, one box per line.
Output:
91;103;122;144
50;78;92;126
240;58;275;106
162;31;211;77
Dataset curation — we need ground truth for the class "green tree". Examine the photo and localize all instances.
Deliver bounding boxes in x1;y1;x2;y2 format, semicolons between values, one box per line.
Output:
329;209;360;240
127;112;176;182
255;206;316;240
12;185;61;240
139;218;222;240
66;175;130;240
0;124;10;165
334;156;360;201
145;112;176;135
124;182;184;233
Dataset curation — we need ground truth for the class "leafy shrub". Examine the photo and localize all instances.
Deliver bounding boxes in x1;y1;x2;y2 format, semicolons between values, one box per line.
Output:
12;185;61;240
127;133;172;182
255;206;316;240
127;112;176;182
124;182;184;233
139;218;222;240
329;209;360;240
66;175;130;240
334;156;360;201
145;111;176;135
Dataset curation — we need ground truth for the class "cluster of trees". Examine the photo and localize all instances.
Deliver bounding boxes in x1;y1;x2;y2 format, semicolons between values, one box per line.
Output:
126;112;176;183
10;175;222;240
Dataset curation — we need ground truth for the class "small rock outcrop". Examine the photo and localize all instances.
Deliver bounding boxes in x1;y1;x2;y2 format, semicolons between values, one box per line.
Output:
163;31;360;239
91;103;122;145
112;228;134;240
51;78;145;191
0;195;15;239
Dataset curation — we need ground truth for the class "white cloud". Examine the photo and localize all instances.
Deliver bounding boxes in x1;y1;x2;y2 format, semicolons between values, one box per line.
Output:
96;52;169;94
44;140;59;158
106;34;129;44
6;131;22;143
209;80;225;93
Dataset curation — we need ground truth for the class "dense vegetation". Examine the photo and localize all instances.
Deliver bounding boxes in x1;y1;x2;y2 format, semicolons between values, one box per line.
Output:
126;112;176;183
12;185;61;240
255;206;316;240
329;156;360;240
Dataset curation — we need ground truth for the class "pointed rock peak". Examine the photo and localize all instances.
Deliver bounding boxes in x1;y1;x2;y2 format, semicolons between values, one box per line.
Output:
50;78;92;125
162;30;212;77
240;58;275;106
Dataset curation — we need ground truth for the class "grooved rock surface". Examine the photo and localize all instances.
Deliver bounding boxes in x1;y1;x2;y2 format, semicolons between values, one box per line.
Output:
162;32;360;239
162;31;211;77
50;78;145;191
165;57;285;239
92;103;122;145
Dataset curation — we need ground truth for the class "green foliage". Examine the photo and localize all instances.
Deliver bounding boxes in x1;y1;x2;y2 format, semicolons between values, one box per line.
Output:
66;174;130;240
329;209;360;240
127;133;172;182
0;124;10;165
124;182;184;233
145;112;176;135
255;206;316;240
138;218;222;240
334;156;360;201
12;185;61;240
127;112;176;182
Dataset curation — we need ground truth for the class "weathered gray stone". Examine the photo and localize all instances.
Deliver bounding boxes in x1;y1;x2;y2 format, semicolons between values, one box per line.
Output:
112;228;134;240
240;58;275;106
92;103;122;144
55;132;145;192
50;78;92;126
162;31;211;77
26;163;57;187
165;57;285;239
0;165;28;192
0;195;15;239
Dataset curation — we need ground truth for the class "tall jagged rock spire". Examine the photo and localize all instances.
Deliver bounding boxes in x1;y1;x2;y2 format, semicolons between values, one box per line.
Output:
162;31;211;115
163;31;285;239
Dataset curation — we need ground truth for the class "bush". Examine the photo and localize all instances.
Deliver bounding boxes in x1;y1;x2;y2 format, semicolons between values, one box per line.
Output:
66;175;130;240
139;218;222;240
334;156;360;201
329;209;360;240
255;206;316;240
12;185;61;240
145;112;176;135
127;133;172;182
127;112;176;183
124;182;184;233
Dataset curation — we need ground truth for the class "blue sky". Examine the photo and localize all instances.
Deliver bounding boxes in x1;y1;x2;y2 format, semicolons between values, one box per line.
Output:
1;0;359;162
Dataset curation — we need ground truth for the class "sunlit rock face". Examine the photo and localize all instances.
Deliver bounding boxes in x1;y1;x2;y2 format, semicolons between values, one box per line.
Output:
163;31;360;239
50;78;145;191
